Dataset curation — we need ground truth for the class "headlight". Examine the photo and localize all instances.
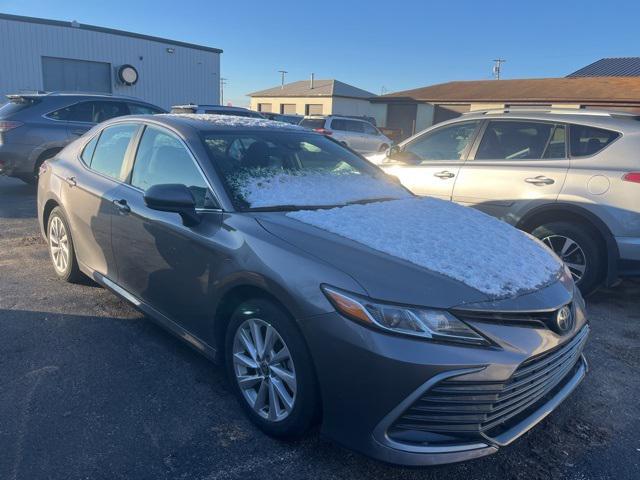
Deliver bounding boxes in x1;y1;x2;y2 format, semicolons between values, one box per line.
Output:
322;286;489;346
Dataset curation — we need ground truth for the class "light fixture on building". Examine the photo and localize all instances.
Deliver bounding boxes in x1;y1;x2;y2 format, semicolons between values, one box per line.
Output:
117;64;139;86
166;47;175;54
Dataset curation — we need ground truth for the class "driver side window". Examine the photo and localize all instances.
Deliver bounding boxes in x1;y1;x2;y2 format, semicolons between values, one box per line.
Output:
404;121;480;163
131;126;216;209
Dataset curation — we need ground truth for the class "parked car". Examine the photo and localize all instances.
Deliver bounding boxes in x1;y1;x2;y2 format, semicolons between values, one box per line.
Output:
38;114;588;466
300;115;392;155
171;104;265;118
0;92;165;183
259;112;304;125
375;108;640;295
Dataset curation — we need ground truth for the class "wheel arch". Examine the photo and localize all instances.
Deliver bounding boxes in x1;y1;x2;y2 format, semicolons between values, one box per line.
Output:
516;203;619;285
42;199;61;237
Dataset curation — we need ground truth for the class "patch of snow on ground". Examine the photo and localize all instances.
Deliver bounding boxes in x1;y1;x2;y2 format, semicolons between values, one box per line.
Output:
287;197;562;297
229;169;410;208
162;113;304;130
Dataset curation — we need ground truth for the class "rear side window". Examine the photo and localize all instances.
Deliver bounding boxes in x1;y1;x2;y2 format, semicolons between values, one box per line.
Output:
570;125;620;157
81;135;99;165
131;126;214;208
331;119;364;133
476;121;564;160
90;124;138;179
127;103;163;115
47;101;129;123
300;118;326;130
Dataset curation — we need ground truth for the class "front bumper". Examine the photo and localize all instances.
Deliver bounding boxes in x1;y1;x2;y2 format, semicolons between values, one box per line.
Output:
299;310;588;466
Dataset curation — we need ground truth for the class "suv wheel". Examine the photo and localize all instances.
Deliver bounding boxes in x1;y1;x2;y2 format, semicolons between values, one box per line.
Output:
531;221;603;295
225;298;318;439
47;207;83;283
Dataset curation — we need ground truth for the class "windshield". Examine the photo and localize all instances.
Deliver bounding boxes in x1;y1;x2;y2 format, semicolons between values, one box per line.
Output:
299;118;325;130
201;131;409;210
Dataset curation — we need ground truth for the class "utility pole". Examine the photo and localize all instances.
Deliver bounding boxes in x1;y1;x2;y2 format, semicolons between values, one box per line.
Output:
278;70;288;89
380;85;388;95
220;77;228;104
492;59;506;80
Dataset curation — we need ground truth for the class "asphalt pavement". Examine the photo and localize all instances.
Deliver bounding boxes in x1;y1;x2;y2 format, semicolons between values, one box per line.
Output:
0;175;638;480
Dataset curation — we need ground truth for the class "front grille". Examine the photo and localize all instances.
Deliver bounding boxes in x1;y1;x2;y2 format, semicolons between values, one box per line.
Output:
389;326;589;442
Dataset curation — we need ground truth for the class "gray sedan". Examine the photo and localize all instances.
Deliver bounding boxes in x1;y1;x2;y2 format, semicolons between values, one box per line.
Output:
37;114;588;466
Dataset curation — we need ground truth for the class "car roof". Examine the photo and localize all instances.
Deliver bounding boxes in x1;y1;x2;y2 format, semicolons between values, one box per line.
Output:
110;113;308;133
7;91;150;102
172;104;252;111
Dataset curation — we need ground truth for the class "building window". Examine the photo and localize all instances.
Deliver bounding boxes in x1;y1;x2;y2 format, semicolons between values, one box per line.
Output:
42;56;112;93
257;103;272;113
280;104;296;114
305;104;323;115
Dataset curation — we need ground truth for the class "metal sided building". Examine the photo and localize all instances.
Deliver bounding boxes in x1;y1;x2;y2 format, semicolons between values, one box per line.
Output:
0;13;222;109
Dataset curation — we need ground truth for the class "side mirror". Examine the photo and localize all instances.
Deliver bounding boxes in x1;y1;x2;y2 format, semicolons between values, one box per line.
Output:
144;184;200;226
387;147;422;166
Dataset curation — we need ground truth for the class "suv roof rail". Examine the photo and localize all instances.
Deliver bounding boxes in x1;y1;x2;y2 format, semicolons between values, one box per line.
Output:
463;106;639;118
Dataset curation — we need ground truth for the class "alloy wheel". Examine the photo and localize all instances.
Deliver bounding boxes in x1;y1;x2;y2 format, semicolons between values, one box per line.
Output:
232;318;297;422
49;216;70;274
541;234;587;282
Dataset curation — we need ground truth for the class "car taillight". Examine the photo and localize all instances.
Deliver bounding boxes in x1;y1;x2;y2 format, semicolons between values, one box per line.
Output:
0;121;24;132
313;128;333;135
623;172;640;183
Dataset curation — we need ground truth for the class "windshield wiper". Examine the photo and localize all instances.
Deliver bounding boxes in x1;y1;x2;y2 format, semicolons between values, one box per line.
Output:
345;197;398;206
247;204;341;212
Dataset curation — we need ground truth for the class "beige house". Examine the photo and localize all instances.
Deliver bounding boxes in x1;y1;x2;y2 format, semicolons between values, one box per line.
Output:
248;79;377;117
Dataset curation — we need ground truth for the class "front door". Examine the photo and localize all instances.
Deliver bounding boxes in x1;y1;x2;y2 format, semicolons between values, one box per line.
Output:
382;120;481;200
452;120;570;222
110;124;223;340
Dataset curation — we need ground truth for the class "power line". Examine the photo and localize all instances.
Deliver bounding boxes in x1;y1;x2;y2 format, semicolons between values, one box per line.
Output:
492;59;506;80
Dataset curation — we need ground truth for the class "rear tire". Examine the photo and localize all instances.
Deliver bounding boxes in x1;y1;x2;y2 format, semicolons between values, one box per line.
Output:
47;207;83;283
225;298;319;439
530;221;603;295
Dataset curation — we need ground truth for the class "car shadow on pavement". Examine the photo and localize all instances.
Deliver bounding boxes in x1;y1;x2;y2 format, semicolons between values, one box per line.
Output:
0;177;37;219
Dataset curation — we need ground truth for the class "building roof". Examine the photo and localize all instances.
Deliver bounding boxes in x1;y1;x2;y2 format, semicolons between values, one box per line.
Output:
0;13;222;54
568;57;640;77
248;79;375;99
375;77;640;105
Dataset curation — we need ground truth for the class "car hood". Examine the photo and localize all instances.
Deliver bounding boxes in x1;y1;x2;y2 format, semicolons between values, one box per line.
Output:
255;212;498;308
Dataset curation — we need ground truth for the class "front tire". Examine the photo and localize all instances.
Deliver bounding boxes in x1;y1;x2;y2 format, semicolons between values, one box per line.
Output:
47;207;83;283
531;221;603;295
225;298;319;439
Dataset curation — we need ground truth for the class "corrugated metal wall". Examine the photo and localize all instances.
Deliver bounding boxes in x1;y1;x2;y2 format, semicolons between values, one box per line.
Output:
0;17;220;109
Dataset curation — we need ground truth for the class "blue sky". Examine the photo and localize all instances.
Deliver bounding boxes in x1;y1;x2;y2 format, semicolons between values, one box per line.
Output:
2;0;640;106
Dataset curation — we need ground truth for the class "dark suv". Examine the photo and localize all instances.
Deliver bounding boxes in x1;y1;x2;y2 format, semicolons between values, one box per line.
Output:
0;92;164;183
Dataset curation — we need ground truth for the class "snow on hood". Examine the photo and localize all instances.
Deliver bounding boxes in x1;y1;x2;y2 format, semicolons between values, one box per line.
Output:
229;169;410;208
287;197;563;297
162;113;305;130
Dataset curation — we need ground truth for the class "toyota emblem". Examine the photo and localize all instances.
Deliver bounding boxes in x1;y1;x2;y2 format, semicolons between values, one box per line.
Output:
556;305;574;333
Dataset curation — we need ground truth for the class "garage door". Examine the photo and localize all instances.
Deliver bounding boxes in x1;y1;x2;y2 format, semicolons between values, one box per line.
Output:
42;57;112;93
280;104;296;114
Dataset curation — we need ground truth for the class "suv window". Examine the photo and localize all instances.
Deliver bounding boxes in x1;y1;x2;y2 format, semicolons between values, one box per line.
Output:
90;124;138;179
127;103;163;115
131;126;215;208
48;101;129;123
331;119;364;133
300;118;326;130
476;121;564;160
570;124;620;157
404;121;480;162
362;122;379;136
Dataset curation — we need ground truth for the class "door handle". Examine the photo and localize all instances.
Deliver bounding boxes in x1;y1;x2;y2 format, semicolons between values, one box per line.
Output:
113;199;131;214
434;170;455;179
525;175;555;186
64;176;77;187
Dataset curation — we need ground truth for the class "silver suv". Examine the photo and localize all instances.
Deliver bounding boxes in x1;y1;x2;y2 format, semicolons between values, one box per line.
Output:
378;108;640;294
300;115;392;155
0;92;164;183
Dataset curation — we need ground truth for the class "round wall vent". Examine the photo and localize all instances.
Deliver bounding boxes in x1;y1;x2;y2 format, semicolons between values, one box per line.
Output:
118;65;139;86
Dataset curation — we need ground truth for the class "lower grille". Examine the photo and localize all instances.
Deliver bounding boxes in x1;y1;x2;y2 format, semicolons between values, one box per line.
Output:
389;326;589;442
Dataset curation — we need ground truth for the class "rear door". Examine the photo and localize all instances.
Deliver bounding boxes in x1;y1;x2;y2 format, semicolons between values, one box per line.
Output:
383;120;480;199
452;120;570;222
330;118;363;150
61;122;140;277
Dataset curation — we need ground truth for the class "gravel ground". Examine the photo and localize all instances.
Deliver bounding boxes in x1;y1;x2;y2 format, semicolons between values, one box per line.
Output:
0;175;638;480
